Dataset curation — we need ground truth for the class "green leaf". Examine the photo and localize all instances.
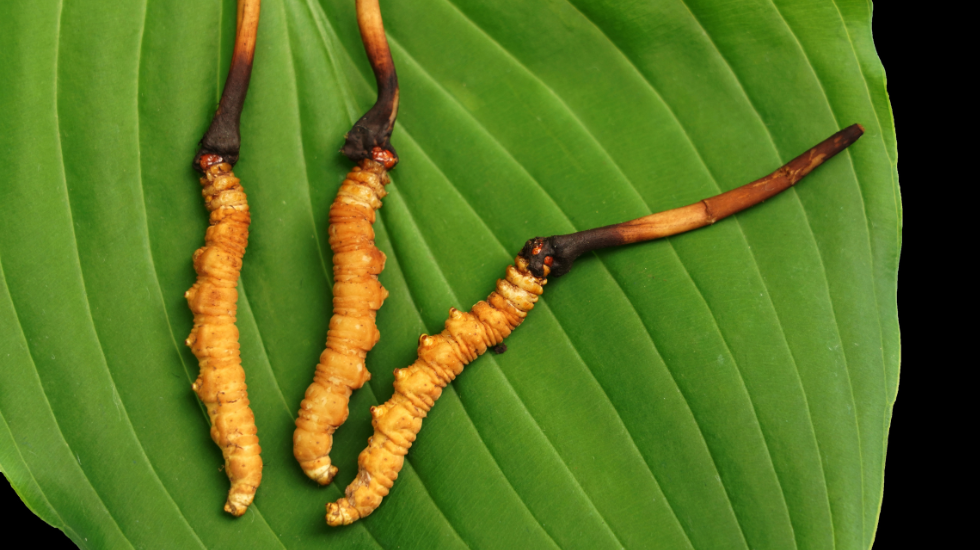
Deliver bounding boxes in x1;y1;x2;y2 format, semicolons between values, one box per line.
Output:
0;0;899;548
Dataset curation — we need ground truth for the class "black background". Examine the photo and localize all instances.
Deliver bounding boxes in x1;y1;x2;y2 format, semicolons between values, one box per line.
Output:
1;5;929;548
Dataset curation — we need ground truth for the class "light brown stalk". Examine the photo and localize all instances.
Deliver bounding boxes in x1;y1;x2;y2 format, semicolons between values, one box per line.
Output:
195;0;261;169
341;0;400;165
521;124;865;278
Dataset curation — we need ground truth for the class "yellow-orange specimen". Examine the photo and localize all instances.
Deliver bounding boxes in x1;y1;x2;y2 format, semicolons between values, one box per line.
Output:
326;256;546;525
185;156;262;516
294;156;392;485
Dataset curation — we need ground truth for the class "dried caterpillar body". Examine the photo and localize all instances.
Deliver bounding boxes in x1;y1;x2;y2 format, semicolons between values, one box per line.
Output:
185;156;262;516
326;256;546;525
294;156;393;485
295;0;400;485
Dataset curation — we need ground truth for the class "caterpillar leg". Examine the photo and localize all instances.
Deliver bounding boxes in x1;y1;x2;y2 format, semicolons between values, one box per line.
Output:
294;158;390;484
186;159;263;516
326;258;545;525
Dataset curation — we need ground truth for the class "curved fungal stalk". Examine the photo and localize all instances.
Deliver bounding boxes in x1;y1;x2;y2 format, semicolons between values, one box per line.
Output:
185;0;262;517
194;0;261;169
293;0;399;486
341;0;400;165
325;124;864;525
522;124;865;278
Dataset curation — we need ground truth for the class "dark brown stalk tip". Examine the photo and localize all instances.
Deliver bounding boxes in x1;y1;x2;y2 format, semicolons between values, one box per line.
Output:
519;231;623;279
342;0;399;168
194;0;262;173
520;124;864;278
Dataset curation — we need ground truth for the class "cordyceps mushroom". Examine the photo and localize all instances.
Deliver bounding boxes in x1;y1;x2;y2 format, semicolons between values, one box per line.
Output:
325;124;865;526
184;0;263;517
293;0;400;486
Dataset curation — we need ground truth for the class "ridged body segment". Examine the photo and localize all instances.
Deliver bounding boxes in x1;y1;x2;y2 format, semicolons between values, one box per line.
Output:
294;159;390;485
184;162;262;516
326;258;546;525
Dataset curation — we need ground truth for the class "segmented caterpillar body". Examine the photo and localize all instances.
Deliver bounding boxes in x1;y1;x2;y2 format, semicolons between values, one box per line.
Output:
294;157;392;485
326;257;546;525
185;157;262;516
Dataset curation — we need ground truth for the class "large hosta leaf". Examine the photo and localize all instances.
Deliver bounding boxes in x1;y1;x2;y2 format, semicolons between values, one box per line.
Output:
0;0;899;548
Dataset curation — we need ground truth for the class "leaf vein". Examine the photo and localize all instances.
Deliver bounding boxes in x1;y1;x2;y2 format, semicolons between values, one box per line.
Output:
0;254;134;550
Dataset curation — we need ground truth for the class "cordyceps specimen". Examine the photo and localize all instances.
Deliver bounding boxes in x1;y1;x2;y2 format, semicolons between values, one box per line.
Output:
184;0;262;517
293;0;399;486
325;124;865;526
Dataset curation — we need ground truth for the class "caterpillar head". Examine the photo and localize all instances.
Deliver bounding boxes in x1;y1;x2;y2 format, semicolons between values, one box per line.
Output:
519;237;566;278
520;226;627;278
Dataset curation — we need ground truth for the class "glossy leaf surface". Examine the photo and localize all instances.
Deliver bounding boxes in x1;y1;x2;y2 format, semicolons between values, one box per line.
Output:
0;0;899;548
